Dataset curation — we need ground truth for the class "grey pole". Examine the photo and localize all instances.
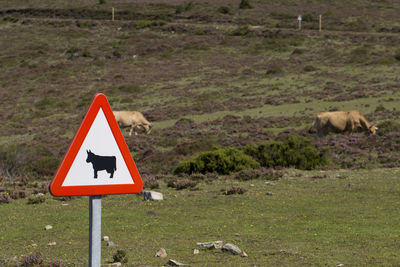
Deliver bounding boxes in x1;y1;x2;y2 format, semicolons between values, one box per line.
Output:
89;195;102;267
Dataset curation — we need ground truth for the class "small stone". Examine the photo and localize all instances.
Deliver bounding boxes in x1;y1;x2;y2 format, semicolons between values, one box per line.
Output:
250;184;254;187
107;241;114;247
266;191;274;196
103;236;109;242
240;251;248;257
221;243;242;255
31;244;37;247
110;263;122;267
48;242;56;246
143;191;163;201
193;249;199;255
265;181;275;185
61;203;69;206
45;225;53;230
155;248;167;258
337;264;344;267
196;241;223;250
167;259;188;266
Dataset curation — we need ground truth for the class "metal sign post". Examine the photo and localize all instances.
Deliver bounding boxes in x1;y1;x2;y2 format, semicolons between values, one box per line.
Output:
50;94;143;266
89;195;102;267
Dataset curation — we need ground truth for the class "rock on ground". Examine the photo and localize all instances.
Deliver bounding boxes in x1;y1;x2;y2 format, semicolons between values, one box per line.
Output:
155;248;167;258
143;191;163;201
196;241;223;249
221;243;242;255
167;259;188;266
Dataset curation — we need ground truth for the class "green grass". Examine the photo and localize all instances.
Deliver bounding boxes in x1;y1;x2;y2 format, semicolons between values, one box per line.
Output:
1;1;400;265
1;168;400;265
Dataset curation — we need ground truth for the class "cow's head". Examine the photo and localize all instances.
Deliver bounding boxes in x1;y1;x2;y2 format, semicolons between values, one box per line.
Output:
86;149;94;163
368;125;377;135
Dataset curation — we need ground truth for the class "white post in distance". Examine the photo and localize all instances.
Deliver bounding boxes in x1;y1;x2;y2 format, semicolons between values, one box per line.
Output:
319;14;322;32
89;195;102;267
298;15;302;30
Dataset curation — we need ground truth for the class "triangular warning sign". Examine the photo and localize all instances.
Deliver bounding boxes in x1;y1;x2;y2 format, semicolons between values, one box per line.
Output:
50;93;143;196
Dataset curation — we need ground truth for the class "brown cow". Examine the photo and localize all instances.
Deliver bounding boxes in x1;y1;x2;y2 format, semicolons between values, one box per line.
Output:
113;111;152;136
313;110;377;136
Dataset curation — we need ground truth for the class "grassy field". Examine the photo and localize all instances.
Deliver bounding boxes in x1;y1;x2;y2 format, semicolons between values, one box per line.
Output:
1;168;400;266
0;0;400;265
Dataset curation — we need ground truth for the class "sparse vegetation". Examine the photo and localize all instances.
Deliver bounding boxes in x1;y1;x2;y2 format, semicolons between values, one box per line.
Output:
136;20;167;29
218;6;232;15
113;249;128;264
0;192;13;204
395;50;400;61
239;0;252;9
1;0;400;265
222;186;246;195
228;25;250;36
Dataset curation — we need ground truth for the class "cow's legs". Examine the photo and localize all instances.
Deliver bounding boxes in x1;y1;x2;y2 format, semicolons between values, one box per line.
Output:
94;170;98;179
109;170;114;178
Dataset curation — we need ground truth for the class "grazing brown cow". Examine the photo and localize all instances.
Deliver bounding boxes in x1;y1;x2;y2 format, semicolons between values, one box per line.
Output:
113;111;152;136
313;110;377;136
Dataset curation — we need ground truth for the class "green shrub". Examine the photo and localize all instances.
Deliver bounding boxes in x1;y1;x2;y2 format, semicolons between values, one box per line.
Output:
228;25;250;36
113;49;122;58
244;135;327;170
218;6;232;15
239;0;252;9
174;147;259;175
136;20;167;29
99;0;108;4
2;16;19;23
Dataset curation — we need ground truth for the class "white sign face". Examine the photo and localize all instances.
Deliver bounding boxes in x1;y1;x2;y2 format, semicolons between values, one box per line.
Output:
62;108;134;186
298;15;302;21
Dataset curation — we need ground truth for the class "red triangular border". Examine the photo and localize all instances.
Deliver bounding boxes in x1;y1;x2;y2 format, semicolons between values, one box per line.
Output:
50;93;143;196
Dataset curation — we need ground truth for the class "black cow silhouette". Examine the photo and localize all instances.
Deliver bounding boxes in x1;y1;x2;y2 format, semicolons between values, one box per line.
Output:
86;150;116;178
